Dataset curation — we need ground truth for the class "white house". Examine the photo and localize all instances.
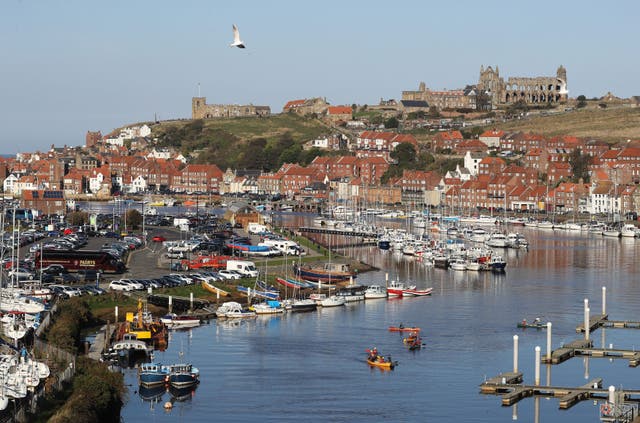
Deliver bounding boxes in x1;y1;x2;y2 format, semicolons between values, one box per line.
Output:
128;175;148;193
3;174;19;195
89;171;105;194
464;151;485;176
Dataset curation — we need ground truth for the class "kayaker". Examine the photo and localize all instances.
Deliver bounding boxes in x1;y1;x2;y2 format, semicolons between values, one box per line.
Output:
399;323;404;329
522;318;527;325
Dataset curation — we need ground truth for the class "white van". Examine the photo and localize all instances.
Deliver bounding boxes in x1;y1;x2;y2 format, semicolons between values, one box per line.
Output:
247;223;268;234
226;260;259;278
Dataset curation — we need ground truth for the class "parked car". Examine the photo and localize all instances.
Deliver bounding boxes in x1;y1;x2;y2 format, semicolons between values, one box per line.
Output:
108;280;134;291
217;269;241;280
152;235;167;243
8;268;35;280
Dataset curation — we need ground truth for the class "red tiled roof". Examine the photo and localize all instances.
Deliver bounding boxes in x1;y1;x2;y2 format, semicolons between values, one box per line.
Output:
327;106;352;115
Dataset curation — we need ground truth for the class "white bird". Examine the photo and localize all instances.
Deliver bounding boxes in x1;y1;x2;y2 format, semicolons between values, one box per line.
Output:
230;24;245;48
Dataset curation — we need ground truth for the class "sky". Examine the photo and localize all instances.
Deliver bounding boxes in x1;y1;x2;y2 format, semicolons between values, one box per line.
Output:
1;0;638;154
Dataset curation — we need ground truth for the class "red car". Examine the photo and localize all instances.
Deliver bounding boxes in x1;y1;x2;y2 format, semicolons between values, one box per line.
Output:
152;235;167;243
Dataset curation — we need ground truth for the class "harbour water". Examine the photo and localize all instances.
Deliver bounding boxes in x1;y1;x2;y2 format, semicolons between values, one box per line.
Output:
109;213;640;422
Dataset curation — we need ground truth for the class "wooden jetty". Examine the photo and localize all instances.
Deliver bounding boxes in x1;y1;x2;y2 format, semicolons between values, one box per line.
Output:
146;293;210;311
480;377;622;409
541;339;592;364
575;313;609;333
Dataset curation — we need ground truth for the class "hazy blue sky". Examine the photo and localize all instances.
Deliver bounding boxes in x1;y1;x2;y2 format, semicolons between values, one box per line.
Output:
1;0;638;153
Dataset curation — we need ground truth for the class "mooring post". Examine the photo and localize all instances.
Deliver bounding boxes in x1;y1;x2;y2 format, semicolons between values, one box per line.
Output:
513;335;519;373
546;322;552;361
115;306;118;323
385;273;389;289
608;385;615;407
602;286;607;316
584;299;590;341
190;292;194;311
534;346;541;386
169;295;173;313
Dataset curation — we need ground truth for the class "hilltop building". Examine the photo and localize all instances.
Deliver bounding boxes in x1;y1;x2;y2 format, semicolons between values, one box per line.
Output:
478;65;568;107
192;97;271;119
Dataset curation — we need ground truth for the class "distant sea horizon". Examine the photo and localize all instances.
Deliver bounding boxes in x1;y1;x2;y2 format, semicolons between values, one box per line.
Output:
0;154;13;158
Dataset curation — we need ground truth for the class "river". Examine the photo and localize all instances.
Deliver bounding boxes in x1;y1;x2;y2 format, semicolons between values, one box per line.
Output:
103;211;640;422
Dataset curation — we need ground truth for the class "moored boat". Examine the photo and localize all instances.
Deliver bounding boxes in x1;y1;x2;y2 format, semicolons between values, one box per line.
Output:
166;363;200;388
364;285;387;299
160;313;201;329
139;362;169;387
402;287;433;297
388;326;421;332
293;262;356;283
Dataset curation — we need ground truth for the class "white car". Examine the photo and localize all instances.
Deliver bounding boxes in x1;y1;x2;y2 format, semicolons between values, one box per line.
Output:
217;270;241;280
108;280;134;291
119;279;144;290
8;268;35;280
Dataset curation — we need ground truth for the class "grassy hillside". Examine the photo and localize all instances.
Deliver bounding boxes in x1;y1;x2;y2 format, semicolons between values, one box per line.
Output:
494;106;640;142
150;114;333;170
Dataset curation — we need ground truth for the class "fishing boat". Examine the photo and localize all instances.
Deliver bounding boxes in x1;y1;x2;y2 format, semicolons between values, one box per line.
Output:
159;313;201;329
166;363;200;388
387;280;412;298
292;262;356;283
334;285;366;302
317;295;345;307
138;362;169;387
364;285;387;299
488;255;507;272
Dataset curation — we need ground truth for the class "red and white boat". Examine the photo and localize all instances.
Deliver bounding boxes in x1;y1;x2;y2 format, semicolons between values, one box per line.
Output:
402;287;433;297
387;281;416;298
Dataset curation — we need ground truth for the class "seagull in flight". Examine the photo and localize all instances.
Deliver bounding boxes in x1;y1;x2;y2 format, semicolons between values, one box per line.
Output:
230;24;245;48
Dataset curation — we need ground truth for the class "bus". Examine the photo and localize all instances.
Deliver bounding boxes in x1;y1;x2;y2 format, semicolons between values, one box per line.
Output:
34;250;126;274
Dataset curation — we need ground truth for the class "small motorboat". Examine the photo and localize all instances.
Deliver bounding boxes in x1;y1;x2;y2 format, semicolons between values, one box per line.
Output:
166;363;200;389
160;313;201;329
139;362;169;388
517;319;548;329
402;287;433;297
388;326;421;332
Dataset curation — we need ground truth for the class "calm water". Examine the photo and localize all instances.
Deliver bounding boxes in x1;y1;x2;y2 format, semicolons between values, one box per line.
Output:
110;214;640;422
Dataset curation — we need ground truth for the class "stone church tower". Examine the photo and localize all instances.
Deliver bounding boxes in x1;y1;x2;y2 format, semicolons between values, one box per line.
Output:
478;65;504;107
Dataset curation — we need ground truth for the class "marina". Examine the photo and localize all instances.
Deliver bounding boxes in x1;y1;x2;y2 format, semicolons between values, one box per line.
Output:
112;215;640;422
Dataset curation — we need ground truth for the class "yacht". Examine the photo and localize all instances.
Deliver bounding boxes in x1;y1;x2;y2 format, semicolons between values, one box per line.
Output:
485;232;509;248
620;223;638;238
364;285;388;299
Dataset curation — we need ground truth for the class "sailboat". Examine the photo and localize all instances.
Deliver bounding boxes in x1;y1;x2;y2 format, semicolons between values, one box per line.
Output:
249;256;284;314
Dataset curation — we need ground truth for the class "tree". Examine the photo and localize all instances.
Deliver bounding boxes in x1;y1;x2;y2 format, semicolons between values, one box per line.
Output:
67;211;88;226
125;209;143;230
568;149;591;183
576;95;587;108
384;116;399;129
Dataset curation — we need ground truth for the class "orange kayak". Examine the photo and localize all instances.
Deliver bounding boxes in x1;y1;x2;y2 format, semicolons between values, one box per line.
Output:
388;326;420;332
367;357;395;370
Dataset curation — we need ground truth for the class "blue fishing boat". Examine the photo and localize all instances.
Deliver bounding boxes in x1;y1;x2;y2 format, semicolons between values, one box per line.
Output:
166;363;200;388
138;362;169;388
236;285;280;300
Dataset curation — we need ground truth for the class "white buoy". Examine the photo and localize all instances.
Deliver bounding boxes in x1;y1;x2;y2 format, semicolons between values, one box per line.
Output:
534;346;541;386
546;322;552;360
602;287;607;316
513;335;519;373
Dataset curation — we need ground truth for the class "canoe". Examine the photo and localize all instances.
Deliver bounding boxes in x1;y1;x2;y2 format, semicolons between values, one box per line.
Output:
366;358;395;370
388;326;421;332
201;281;229;296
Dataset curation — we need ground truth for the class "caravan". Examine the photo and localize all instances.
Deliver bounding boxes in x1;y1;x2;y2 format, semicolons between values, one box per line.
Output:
226;260;259;278
247;223;269;235
259;238;303;256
